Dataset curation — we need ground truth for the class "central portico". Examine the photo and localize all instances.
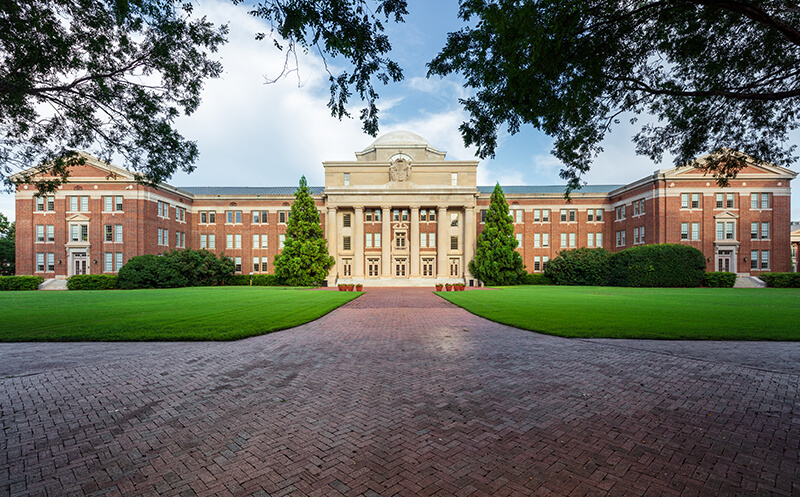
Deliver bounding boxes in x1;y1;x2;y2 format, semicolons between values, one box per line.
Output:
323;130;479;286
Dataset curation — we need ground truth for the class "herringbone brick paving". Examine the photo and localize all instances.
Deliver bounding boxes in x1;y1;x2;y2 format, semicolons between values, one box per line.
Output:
1;288;799;496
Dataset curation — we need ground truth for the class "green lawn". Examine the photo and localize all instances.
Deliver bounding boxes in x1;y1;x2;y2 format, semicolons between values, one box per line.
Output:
0;287;361;341
437;286;800;340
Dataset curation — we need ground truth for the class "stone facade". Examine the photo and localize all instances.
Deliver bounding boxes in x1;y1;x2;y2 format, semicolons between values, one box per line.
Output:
13;131;797;285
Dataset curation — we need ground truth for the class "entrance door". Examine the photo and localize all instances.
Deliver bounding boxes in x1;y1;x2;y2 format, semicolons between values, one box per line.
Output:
73;252;88;276
717;250;732;272
394;258;407;277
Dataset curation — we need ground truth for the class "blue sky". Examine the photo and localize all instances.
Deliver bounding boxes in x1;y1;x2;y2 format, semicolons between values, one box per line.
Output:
2;0;798;220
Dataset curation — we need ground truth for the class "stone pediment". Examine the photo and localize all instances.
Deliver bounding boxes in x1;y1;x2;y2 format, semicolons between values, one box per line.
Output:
714;211;739;220
66;213;91;222
659;149;797;179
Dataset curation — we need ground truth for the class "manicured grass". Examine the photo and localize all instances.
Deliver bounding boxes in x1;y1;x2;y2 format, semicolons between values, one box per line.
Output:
0;287;361;341
437;286;800;340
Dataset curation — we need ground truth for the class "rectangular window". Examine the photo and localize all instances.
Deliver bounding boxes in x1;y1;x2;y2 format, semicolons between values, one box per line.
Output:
761;222;769;239
569;233;576;247
80;196;88;212
163;229;168;246
534;233;541;248
402;210;409;222
422;233;428;248
46;196;54;211
761;193;770;209
588;233;595;247
596;210;603;222
235;234;242;249
428;210;435;221
751;222;759;239
395;232;406;249
515;209;523;223
561;233;567;247
47;253;55;272
200;234;207;249
621;205;626;218
634;201;640;216
542;233;549;247
254;257;260;272
716;222;724;240
481;210;487;223
587;209;594;222
640;226;645;243
634;227;639;244
343;236;351;251
692;222;699;240
534;256;541;272
343;213;351;227
261;235;268;249
727;193;734;208
560;209;567;222
751;193;759;210
366;233;373;248
36;197;44;211
450;236;458;250
366;210;373;222
261;211;268;223
115;253;123;271
761;250;770;269
261;258;268;272
235;211;242;223
726;222;734;240
543;256;549;270
450;212;459;227
516;233;523;247
209;212;216;224
115;225;122;243
105;253;113;272
116;196;124;211
751;250;759;269
681;193;689;209
201;212;208;223
105;225;113;242
157;228;162;246
681;222;689;240
692;193;700;209
105;196;113;212
542;209;550;222
569;210;576;222
344;173;350;186
226;234;233;249
36;253;44;272
596;233;603;248
253;211;260;224
393;209;400;221
716;193;724;209
451;172;458;186
533;209;541;222
253;234;259;249
420;232;427;248
227;211;234;223
235;257;242;273
209;234;215;249
36;225;44;242
69;196;78;212
46;225;54;242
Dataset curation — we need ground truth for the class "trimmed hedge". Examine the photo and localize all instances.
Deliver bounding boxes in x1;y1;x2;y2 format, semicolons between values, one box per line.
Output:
544;248;611;286
607;244;706;288
226;275;252;286
703;272;736;288
0;275;44;291
519;272;552;285
251;274;281;286
67;274;118;290
759;272;800;288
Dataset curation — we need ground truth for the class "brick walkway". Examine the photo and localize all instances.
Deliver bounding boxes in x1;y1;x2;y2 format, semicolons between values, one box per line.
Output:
2;288;799;497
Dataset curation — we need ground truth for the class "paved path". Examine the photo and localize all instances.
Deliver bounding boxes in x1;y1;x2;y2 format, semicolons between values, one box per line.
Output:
1;288;799;497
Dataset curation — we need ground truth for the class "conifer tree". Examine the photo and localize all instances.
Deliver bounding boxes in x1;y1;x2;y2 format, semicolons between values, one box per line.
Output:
469;183;524;285
274;176;335;286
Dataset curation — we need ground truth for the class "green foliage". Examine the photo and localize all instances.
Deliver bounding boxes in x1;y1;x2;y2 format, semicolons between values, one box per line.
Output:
226;275;252;286
759;273;800;288
246;0;408;136
251;274;281;286
469;184;525;285
274;176;335;286
428;2;800;191
1;0;228;193
545;248;610;286
0;214;14;275
67;274;118;290
165;248;234;287
117;255;188;289
0;275;43;291
518;272;552;285
607;244;706;288
703;272;737;288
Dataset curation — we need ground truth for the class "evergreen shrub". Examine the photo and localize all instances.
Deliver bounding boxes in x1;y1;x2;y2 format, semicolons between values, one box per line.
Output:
117;255;189;289
607;244;705;287
703;272;736;288
67;274;118;290
759;272;800;288
469;184;525;285
251;274;281;286
0;275;44;291
518;273;552;285
544;248;610;286
226;275;251;286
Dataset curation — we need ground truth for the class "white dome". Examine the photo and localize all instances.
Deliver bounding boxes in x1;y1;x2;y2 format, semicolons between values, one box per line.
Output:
370;130;430;148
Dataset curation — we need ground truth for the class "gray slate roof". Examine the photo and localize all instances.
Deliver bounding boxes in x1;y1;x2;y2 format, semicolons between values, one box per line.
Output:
180;186;325;195
477;185;625;194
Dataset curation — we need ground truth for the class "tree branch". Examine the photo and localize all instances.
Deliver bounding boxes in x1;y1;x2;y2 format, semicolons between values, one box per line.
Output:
686;0;800;47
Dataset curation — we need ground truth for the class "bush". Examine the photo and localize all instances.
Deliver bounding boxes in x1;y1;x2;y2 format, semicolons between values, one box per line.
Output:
165;248;234;287
0;275;44;291
67;274;118;290
518;272;553;285
251;274;281;286
759;272;800;288
607;244;705;287
117;255;189;289
226;274;252;286
544;248;610;286
703;272;736;288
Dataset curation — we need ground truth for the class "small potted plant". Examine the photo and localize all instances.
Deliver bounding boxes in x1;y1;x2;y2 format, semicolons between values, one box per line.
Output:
338;284;345;291
347;284;355;291
435;284;443;291
356;283;363;291
445;283;452;291
459;283;466;291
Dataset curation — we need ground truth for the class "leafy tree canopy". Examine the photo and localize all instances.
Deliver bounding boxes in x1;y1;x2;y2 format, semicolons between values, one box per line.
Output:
0;213;13;275
429;0;800;192
274;176;335;286
469;183;524;285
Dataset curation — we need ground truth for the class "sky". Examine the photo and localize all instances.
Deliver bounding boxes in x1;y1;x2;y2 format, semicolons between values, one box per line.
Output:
2;0;798;221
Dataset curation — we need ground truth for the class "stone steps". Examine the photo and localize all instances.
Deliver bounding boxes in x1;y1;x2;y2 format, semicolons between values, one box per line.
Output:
733;276;767;288
38;278;69;290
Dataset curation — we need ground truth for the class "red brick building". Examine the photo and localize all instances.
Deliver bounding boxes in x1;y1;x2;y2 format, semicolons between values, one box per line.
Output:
13;131;797;285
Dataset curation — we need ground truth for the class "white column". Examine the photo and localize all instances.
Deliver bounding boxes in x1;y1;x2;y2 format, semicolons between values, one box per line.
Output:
354;206;364;277
327;206;338;283
381;206;391;277
410;206;420;277
437;206;448;278
464;205;475;281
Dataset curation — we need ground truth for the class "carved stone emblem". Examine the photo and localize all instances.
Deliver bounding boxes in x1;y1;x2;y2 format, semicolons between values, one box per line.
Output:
389;157;411;182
